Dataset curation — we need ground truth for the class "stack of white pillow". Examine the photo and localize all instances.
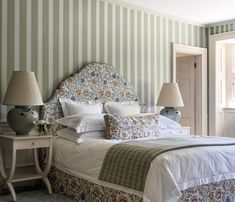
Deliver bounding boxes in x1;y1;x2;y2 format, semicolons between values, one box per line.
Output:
56;98;141;142
56;98;181;142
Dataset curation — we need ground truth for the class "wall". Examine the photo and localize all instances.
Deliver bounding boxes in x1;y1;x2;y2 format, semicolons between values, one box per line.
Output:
0;0;208;121
208;20;235;35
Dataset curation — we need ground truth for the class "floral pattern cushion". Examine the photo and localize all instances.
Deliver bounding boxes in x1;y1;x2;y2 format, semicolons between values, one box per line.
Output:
40;63;138;132
104;114;160;140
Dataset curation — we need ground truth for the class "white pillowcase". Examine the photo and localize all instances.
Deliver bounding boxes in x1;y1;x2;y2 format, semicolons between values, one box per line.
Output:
59;98;103;117
57;128;105;142
104;101;141;117
56;113;105;133
158;115;181;129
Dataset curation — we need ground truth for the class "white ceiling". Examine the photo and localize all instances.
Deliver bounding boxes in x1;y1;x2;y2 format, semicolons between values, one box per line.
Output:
118;0;235;25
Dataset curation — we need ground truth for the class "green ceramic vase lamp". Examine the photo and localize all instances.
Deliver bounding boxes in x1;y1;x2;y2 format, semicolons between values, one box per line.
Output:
157;82;184;122
3;71;43;135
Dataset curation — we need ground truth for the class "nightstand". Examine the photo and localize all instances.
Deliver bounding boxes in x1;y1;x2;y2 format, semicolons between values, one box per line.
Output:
159;127;191;136
0;133;53;202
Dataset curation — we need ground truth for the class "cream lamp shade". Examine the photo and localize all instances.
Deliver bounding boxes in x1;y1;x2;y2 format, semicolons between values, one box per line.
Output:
3;71;43;106
157;83;184;107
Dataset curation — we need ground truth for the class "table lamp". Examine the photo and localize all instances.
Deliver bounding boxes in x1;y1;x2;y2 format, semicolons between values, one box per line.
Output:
156;83;184;122
3;71;43;135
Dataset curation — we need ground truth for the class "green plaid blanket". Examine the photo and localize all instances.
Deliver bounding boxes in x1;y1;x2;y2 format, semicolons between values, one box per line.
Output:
99;136;235;192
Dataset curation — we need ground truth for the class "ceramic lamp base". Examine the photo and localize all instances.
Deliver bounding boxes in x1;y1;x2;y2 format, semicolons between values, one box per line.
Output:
159;107;181;122
7;106;39;135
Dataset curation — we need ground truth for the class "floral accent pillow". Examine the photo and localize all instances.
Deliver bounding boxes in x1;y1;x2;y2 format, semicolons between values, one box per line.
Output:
104;114;160;140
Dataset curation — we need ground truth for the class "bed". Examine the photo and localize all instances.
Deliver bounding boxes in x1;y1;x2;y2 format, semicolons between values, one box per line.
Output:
40;63;235;202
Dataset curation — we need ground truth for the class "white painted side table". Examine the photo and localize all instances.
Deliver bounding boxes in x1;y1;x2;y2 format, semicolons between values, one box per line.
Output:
0;134;53;201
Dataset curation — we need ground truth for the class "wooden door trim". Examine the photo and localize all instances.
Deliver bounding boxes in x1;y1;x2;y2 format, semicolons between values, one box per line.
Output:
209;31;235;136
172;43;207;136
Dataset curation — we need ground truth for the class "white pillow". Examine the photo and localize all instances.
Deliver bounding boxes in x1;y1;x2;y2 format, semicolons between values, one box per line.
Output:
158;115;181;129
59;98;103;117
56;113;105;133
104;101;141;117
57;128;105;142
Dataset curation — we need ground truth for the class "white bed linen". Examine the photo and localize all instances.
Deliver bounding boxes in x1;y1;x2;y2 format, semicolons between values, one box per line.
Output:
53;136;235;202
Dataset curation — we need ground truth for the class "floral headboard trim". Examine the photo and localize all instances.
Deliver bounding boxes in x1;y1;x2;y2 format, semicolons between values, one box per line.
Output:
40;63;139;131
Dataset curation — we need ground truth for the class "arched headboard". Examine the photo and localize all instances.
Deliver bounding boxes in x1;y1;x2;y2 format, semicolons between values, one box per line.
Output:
40;63;138;129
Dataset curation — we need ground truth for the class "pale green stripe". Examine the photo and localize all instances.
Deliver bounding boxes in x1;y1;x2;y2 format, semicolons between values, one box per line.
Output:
195;26;198;47
221;25;224;33
150;15;155;109
166;19;170;82
181;23;186;44
210;26;214;35
99;1;104;62
115;6;120;69
168;19;172;42
168;19;173;81
230;24;233;32
63;0;69;77
194;25;198;46
20;0;27;71
7;0;14;81
42;0;49;100
31;0;38;79
188;24;192;45
197;25;200;46
123;7;127;77
53;0;59;89
226;24;229;32
82;0;88;63
199;26;203;47
63;1;70;78
204;28;208;48
162;18;167;82
156;16;161;93
216;26;219;34
130;10;135;86
108;3;112;64
91;0;96;62
73;0;78;69
144;13;148;105
200;27;204;47
137;11;141;100
175;21;179;43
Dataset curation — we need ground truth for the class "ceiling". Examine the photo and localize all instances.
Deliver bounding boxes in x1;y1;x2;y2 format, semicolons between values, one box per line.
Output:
118;0;235;25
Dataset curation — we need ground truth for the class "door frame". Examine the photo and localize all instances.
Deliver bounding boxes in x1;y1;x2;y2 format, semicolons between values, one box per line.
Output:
172;43;207;135
209;31;235;136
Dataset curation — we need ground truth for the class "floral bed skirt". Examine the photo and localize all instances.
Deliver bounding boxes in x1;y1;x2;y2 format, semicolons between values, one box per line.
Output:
49;167;235;202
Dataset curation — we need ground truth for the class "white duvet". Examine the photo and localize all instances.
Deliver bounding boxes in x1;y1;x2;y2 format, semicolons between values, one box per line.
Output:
53;136;235;202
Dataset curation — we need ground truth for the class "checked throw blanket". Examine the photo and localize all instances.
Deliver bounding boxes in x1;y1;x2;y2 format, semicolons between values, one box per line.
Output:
99;136;235;191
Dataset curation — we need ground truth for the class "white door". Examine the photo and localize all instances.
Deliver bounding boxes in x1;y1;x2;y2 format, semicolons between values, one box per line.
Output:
176;56;195;134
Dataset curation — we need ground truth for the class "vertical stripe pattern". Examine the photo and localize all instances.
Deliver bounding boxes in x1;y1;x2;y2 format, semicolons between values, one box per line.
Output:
0;0;207;121
209;21;235;35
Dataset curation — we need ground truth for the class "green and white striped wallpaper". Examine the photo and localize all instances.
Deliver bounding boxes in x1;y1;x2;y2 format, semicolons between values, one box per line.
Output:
0;0;207;121
209;21;235;35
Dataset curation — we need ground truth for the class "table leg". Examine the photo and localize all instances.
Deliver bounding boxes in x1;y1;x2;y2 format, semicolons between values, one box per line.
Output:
34;147;52;195
0;148;17;202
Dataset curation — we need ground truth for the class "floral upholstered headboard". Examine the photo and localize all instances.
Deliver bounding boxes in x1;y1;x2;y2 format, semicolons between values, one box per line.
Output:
40;63;138;130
